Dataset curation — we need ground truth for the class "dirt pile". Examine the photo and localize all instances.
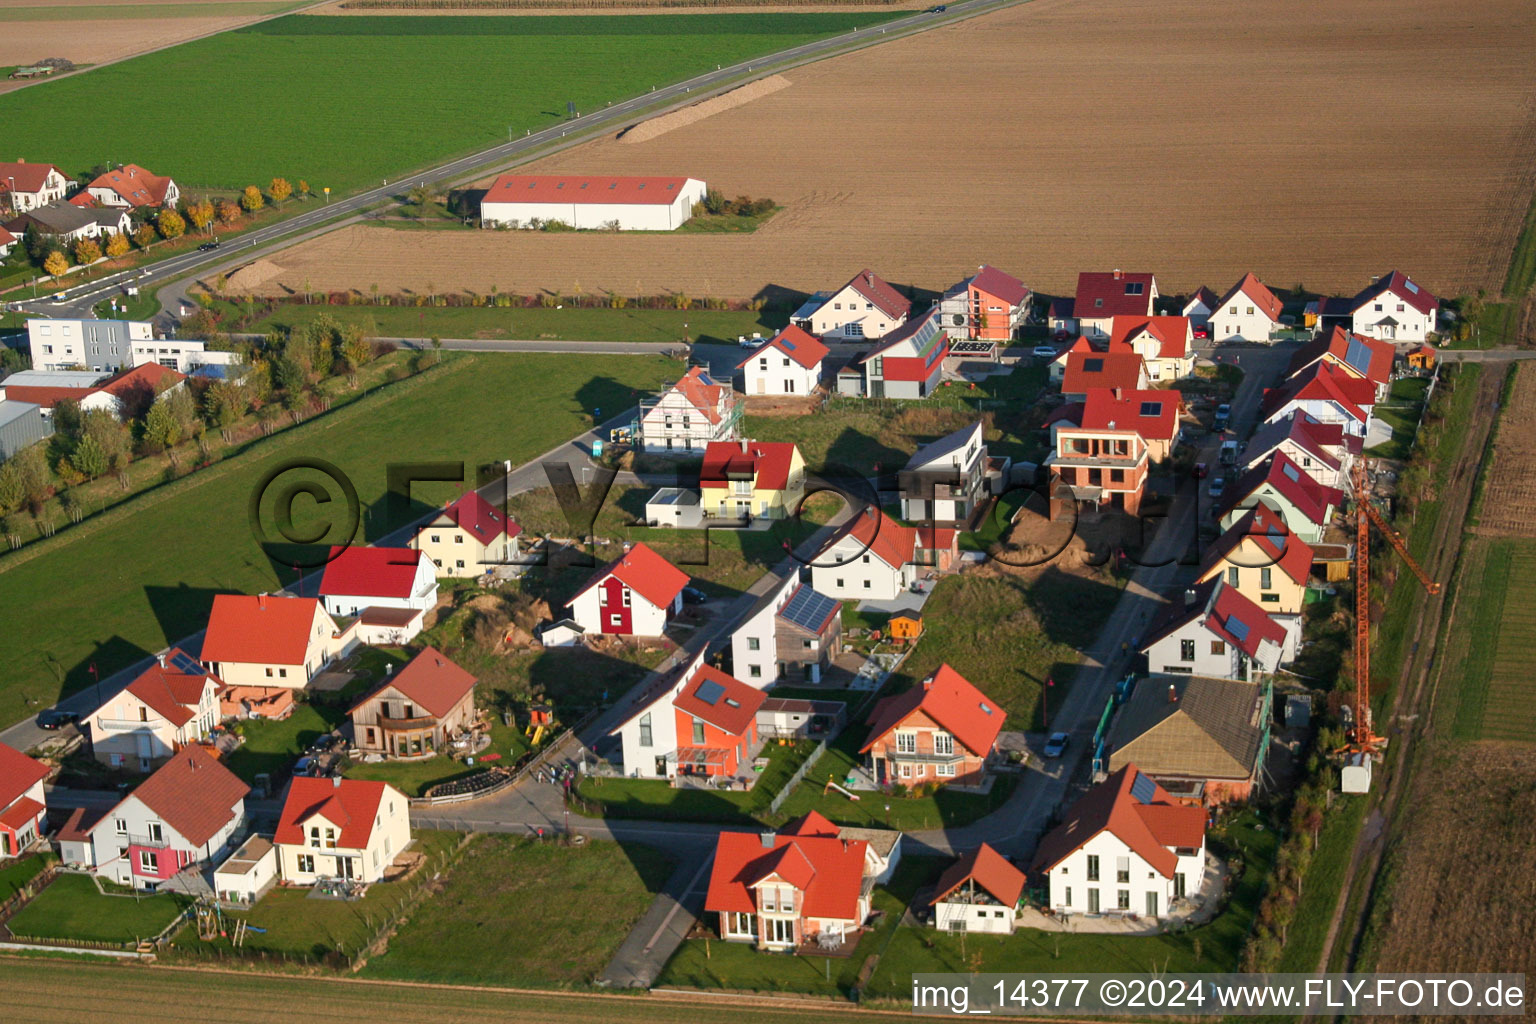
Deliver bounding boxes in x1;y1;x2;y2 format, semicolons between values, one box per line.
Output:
224;258;285;294
620;75;792;145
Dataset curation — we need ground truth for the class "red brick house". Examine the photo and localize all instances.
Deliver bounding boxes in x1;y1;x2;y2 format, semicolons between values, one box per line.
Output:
1060;346;1148;401
1047;387;1181;518
861;664;1005;788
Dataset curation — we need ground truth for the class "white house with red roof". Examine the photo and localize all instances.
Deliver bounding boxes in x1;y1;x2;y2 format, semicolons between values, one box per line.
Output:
85;164;179;210
201;593;356;690
0;225;16;259
318;546;438;642
1140;578;1298;679
1059;344;1149;400
411;490;522;578
1259;360;1378;439
639;366;741;454
479;174;706;231
76;745;249;890
1208;272;1284;343
1108;315;1194;382
1241;412;1351;488
929;842;1027;934
0;161;72;213
809;506;957;602
569;541;690;637
614;649;765;779
1181;286;1220;329
1032;764;1207;918
1287;326;1395;401
699;439;806;520
1196;502;1315;616
1047;387;1181;519
854;307;949;399
1216;451;1344;543
796;269;911;343
0;742;49;859
705;816;874;950
1349;270;1437;342
274;777;410;885
861;664;1005;788
937;264;1032;351
84;648;220;773
1072;270;1159;338
738;325;827;397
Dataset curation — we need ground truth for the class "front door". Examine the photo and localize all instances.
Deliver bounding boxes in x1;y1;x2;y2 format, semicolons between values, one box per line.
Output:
766;918;794;946
336;855;355;880
1087;889;1100;914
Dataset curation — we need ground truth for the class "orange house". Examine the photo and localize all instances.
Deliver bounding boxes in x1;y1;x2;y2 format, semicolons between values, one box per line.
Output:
671;665;766;778
861;664;1005;788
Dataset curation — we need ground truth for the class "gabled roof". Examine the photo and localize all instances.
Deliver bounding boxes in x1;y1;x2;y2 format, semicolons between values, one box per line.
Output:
700;440;800;492
781;810;838;837
1260;361;1376;424
123;648;217;729
3;201;100;236
1183;286;1220;314
319;546;427;600
100;746;248;847
737;325;828;371
1061;349;1144;394
202;594;328;667
966;265;1031;307
1205;582;1288;660
88;164;175;207
1073;271;1156;318
573;542;689;610
1217;451;1343;525
930;842;1025;907
1048;297;1075;320
1351;270;1437;316
353;646;476;719
1214;273;1284;323
661;367;729;424
705;830;868;920
1288;326;1394;386
276;777;393;851
1109;315;1191;361
838;268;910;321
673;664;765;737
97;362;184;400
1243;413;1343;475
902;421;983;472
1032;764;1204;878
1198;502;1315;586
0;226;15;247
822;507;931;574
431;491;520;542
862;663;1005;757
1077;387;1180;443
1107;678;1269;783
860;307;947;362
483;174;697;206
0;161;69;194
0;741;50;809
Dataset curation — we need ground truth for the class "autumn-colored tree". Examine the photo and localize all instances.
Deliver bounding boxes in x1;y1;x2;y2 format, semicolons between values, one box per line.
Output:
240;185;265;212
105;231;130;259
132;223;157;249
157;208;186;240
269;177;292;205
297;180;311;199
73;237;102;265
217;200;241;227
43;251;68;278
185;197;215;234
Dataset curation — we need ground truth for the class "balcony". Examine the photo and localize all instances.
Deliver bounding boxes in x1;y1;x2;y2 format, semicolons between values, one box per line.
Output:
95;717;159;733
377;713;438;732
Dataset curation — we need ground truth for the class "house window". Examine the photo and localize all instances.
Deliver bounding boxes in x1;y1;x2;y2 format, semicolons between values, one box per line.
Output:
138;850;158;874
115;818;127;836
761;889;777;912
862;580;871;589
297;854;314;873
1088;888;1100;913
1117;890;1131;910
1065;886;1072;906
1260;568;1272;589
621;589;632;608
693;718;705;745
430;534;440;543
845;322;864;338
454;535;463;544
1086;855;1100;881
937;763;956;777
1261;593;1281;603
265;667;273;678
1227;566;1239;586
900;764;912;778
1116;857;1130;883
934;732;954;756
781;888;795;913
278;668;287;679
147;822;163;843
747;637;760;652
638;713;653;747
895;732;917;754
1212;641;1227;655
731;912;754;936
1180;639;1195;661
749;665;762;678
835;578;845;589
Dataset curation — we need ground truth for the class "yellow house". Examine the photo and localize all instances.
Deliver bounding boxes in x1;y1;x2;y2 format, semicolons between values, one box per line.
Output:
1196;504;1314;616
700;440;806;520
411;490;523;578
274;778;411;885
200;594;356;689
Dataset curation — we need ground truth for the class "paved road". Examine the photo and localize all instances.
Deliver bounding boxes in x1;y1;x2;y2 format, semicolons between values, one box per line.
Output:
11;0;1020;325
1437;347;1536;361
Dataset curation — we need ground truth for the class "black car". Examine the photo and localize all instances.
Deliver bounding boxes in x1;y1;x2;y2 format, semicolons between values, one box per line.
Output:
681;586;709;605
198;240;221;252
36;708;79;730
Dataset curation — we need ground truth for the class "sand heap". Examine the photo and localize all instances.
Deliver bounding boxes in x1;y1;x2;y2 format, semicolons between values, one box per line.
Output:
619;74;791;144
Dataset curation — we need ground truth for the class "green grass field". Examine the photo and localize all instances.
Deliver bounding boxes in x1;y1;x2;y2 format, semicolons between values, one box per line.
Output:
573;738;821;824
1438;538;1536;743
6;874;189;946
0;13;902;194
0;854;53;902
223;702;345;783
1364;376;1430;460
0;351;680;729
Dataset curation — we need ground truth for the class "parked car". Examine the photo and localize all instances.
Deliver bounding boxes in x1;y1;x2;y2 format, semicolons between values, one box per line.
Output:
1042;732;1070;758
738;335;766;348
1214;403;1232;429
681;586;709;605
36;708;79;730
1031;344;1058;359
198;240;220;252
293;756;317;778
1208;476;1226;498
1220;440;1239;465
1193;462;1209;480
1192;323;1210;340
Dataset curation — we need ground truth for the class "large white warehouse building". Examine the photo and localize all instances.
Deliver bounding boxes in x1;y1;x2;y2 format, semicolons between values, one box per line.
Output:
480;174;707;231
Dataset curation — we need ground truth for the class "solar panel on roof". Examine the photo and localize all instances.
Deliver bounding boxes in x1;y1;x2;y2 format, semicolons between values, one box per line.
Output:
169;651;203;676
1139;401;1162;417
1344;336;1374;376
1404;279;1419;294
779;588;838;633
1227;616;1251;643
1282;463;1300;481
1130;771;1157;804
781;338;797;351
695;679;725;705
1084;358;1104;372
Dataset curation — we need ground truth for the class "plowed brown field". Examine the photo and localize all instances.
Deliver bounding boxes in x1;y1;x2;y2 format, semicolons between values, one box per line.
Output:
240;0;1536;304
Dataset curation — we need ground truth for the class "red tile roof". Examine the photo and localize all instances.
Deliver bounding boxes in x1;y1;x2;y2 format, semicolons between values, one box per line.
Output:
0;741;49;809
862;663;1005;758
700;440;799;492
672;664;765;737
320;546;427;600
1244;413;1343;475
1109;315;1191;361
1073;271;1156;318
840;268;911;322
1185;286;1220;312
99;361;184;400
705;830;868;920
1199;502;1315;586
1289;326;1394;386
0;162;68;195
1077;387;1181;444
88;164;175;208
434;491;520;542
1218;451;1343;526
0;795;44;833
103;745;248;847
483;174;697;206
0;385;94;409
967;265;1031;308
1032;764;1204;878
573;542;689;611
929;842;1026;907
123;648;216;729
781;810;838;837
56;805;106;844
1352;270;1437;316
0;226;15;247
665;366;729;425
1214;272;1284;323
1205;582;1289;660
276;777;392;851
825;507;955;575
1061;350;1145;394
1260;361;1375;424
202;594;329;667
355;646;475;719
737;325;828;371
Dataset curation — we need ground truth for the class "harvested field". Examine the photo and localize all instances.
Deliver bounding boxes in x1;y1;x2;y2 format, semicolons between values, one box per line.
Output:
1473;364;1536;536
316;0;922;14
244;0;1536;303
1367;743;1536;996
620;74;791;143
1436;539;1536;744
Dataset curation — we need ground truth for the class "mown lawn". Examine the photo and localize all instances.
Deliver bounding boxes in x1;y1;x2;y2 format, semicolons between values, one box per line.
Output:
1364;377;1430;460
344;720;529;798
0;854;54;902
0;13;903;194
574;737;821;824
363;835;674;987
7;874;190;945
0;351;681;729
222;702;345;784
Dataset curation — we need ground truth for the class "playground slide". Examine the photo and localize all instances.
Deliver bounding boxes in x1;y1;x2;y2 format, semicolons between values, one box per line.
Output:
824;780;861;802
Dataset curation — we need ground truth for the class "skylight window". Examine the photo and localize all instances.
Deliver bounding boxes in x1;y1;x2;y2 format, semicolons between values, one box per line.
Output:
1084;358;1104;372
1282;463;1300;481
1125;282;1145;296
1139;402;1162;417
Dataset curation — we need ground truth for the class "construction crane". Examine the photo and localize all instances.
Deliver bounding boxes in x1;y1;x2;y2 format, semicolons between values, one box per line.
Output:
1345;457;1442;762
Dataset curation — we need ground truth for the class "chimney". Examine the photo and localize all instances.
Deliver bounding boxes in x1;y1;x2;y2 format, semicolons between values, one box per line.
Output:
1113;268;1123;280
923;676;934;691
258;593;266;610
760;832;776;848
333;775;342;788
385;663;394;676
740;438;749;453
1168;684;1178;704
156;652;166;668
1183;588;1197;608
